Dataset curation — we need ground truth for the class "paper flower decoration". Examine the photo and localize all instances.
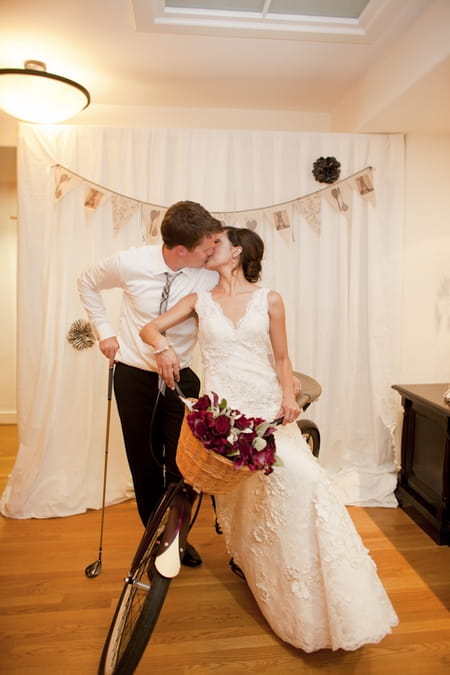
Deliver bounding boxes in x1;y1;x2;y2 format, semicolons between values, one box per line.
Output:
312;156;341;184
67;319;96;350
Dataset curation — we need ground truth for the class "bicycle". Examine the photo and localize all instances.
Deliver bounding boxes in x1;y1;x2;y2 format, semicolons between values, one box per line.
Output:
294;371;321;458
98;372;321;675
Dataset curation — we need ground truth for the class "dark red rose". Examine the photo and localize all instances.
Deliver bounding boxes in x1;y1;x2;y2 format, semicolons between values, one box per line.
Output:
213;414;231;435
194;394;212;411
234;415;249;430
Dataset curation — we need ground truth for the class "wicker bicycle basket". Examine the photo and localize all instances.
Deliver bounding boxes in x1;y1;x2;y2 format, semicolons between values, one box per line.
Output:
176;408;252;495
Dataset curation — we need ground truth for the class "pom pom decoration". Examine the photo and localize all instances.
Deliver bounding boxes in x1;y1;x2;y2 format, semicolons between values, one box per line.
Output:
312;156;341;184
67;319;96;350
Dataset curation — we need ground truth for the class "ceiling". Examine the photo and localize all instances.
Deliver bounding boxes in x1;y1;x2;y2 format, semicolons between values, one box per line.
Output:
0;0;449;135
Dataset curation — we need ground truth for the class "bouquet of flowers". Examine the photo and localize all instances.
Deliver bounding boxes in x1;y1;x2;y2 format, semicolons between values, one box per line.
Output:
186;392;280;475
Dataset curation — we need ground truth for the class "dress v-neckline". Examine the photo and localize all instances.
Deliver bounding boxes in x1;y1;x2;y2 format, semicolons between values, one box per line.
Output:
208;288;263;329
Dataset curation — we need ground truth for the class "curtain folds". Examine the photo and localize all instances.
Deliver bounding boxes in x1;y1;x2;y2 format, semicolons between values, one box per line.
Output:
0;125;404;518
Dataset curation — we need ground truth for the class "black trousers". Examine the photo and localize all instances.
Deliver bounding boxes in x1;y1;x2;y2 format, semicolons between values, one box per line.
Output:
113;362;200;526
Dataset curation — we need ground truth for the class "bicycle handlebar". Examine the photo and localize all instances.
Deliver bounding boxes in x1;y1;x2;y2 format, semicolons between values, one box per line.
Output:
174;382;284;426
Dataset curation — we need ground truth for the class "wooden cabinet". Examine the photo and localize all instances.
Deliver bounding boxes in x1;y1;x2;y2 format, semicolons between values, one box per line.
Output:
392;384;450;545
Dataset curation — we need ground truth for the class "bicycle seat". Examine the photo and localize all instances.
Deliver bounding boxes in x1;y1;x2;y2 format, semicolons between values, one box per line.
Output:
293;371;322;410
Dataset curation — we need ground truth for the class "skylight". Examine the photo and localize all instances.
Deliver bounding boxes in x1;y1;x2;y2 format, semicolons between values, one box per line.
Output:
133;0;384;42
165;1;370;20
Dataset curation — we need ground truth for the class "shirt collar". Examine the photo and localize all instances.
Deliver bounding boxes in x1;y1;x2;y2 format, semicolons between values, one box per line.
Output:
152;246;183;277
152;245;201;279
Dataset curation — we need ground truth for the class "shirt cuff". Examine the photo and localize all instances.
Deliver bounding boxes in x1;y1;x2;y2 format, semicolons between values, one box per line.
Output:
93;321;116;342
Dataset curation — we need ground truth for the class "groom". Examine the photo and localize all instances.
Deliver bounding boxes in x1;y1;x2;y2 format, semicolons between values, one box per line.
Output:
78;200;223;566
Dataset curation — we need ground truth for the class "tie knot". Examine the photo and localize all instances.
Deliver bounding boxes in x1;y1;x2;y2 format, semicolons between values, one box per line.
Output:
162;270;181;288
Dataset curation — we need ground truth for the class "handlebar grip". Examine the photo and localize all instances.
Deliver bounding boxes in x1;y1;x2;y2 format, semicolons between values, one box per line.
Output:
271;416;284;426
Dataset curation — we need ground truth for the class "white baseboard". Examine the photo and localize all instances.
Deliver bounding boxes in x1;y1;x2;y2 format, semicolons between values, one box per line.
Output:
0;412;17;424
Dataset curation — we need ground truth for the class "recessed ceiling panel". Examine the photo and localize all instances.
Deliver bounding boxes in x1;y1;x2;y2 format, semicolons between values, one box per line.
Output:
136;0;387;41
165;0;371;19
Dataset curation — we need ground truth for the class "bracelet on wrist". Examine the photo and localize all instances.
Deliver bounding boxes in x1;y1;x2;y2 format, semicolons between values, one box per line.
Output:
152;342;173;356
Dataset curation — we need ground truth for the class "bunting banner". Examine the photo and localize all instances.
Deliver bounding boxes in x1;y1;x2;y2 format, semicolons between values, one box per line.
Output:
111;194;140;234
84;188;107;223
295;193;321;233
141;205;166;243
53;164;376;240
323;183;353;223
54;167;78;201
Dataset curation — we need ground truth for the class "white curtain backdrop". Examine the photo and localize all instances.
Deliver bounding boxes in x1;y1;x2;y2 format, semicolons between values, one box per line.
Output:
0;125;404;518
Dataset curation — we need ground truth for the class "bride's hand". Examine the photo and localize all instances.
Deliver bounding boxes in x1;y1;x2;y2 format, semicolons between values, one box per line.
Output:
278;397;301;425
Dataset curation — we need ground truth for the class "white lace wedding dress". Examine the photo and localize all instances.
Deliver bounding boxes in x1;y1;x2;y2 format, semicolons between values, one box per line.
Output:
195;288;398;652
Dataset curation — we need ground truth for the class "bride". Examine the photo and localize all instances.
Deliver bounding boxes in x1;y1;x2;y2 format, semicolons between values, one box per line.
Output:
139;226;398;652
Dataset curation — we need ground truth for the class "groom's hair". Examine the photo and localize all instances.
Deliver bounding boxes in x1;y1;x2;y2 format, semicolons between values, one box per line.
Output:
161;200;222;250
225;227;264;283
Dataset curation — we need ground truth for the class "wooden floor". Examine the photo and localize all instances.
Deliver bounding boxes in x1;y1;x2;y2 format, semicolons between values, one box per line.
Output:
1;424;449;674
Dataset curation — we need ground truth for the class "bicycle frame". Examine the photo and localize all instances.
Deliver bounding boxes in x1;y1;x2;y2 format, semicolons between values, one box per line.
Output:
153;482;197;578
124;480;195;583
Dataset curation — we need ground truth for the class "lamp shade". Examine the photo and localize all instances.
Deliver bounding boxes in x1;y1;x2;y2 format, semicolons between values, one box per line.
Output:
0;61;90;123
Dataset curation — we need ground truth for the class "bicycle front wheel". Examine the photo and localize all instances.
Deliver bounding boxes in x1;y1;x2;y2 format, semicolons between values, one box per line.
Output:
98;506;172;675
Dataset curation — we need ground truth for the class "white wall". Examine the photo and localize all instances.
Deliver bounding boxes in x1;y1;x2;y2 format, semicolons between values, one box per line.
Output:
330;0;450;135
0;177;17;422
399;132;450;384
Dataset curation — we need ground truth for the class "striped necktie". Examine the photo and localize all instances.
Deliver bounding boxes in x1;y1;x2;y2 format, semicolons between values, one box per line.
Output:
159;271;181;317
157;271;181;394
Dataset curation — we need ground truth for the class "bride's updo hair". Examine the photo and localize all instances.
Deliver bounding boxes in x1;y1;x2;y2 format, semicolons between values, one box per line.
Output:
225;227;264;283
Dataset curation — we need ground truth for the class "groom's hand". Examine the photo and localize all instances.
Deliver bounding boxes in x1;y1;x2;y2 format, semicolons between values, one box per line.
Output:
99;336;119;367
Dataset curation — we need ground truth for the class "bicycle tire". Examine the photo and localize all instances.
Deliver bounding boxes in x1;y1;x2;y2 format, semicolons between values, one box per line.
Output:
98;502;172;675
297;420;321;458
303;427;320;458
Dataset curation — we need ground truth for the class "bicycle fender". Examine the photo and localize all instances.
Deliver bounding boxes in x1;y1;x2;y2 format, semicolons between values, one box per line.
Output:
155;531;182;578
